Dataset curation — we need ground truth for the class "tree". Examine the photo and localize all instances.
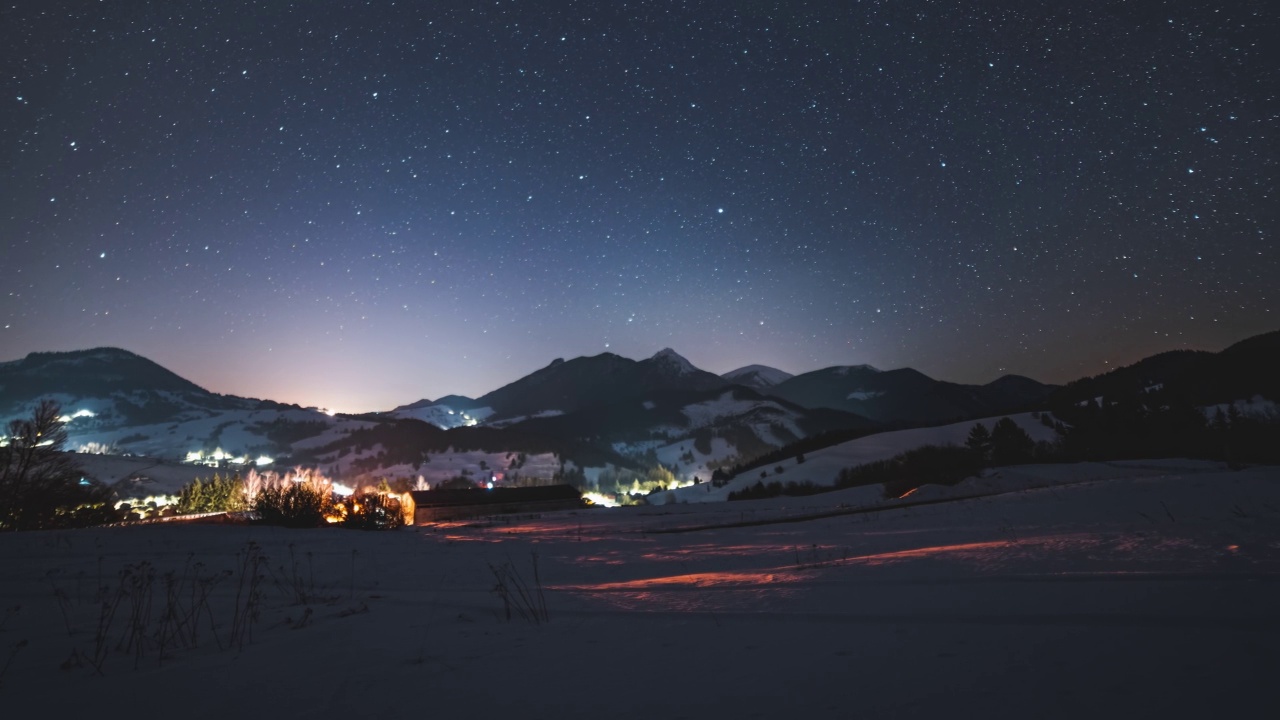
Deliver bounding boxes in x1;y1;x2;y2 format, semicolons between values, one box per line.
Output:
253;482;332;528
342;491;406;530
0;400;118;530
176;472;248;514
990;417;1035;465
965;422;992;461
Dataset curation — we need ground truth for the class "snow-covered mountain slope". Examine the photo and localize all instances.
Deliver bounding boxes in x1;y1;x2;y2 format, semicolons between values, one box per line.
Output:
52;404;373;466
649;347;699;375
314;446;562;488
670;412;1058;502
0;348;360;463
389;402;494;429
722;364;793;389
531;385;873;478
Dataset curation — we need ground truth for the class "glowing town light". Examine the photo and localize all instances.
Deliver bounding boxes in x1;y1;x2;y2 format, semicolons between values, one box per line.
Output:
255;455;274;466
331;482;355;497
582;492;619;508
185;450;204;463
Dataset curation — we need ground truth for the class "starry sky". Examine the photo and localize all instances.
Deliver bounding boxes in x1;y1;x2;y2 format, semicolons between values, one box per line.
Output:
3;1;1276;412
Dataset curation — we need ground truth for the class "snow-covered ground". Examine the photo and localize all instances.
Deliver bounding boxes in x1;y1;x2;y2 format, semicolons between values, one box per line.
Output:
1;459;1277;718
74;453;206;500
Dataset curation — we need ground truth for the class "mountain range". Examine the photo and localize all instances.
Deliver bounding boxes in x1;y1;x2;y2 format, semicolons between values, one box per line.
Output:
2;331;1276;485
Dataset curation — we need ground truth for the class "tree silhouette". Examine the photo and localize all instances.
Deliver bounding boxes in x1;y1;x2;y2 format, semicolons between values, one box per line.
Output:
990;417;1034;465
0;400;116;530
965;422;992;460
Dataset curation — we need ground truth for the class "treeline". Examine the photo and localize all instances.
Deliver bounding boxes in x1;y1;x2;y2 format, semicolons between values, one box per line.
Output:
175;470;407;530
1049;399;1279;465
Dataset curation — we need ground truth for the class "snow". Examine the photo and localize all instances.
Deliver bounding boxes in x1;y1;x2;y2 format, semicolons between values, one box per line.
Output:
673;412;1058;502
722;364;793;387
846;389;885;401
329;449;561;487
833;363;880;375
650;347;698;374
1204;395;1279;420
391;404;495;428
680;390;799;431
74;453;205;499
21;404;372;464
2;460;1277;717
653;436;737;479
487;409;562;427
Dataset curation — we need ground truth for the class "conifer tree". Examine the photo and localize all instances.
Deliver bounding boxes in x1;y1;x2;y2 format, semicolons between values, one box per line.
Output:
965;422;992;461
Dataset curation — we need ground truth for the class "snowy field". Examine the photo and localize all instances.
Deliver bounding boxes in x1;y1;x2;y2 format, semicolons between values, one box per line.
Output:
2;460;1278;718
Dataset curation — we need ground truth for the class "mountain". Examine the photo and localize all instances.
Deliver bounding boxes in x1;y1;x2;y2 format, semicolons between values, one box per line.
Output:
16;332;1272;490
0;347;353;461
766;364;1056;425
475;348;728;420
1199;330;1280;402
0;347;264;426
0;347;869;487
1048;329;1280;408
722;364;793;389
1;347;207;407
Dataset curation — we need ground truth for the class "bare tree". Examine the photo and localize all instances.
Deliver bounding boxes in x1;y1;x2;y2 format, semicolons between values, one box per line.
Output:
0;400;114;530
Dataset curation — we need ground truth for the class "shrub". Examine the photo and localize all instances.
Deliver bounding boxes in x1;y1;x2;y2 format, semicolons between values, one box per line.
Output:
253;482;333;528
341;492;406;530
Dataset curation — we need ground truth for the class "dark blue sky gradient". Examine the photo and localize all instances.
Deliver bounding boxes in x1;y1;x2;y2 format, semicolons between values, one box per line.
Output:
3;1;1275;411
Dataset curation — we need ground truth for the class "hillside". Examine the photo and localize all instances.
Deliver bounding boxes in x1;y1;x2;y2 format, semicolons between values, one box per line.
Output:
766;364;1056;425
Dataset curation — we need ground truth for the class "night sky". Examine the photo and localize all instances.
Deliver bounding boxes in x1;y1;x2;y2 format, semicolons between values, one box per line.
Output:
3;1;1276;412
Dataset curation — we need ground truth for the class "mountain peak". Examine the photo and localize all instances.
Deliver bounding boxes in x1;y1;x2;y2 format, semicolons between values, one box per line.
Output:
833;363;881;375
649;348;697;374
722;364;793;389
